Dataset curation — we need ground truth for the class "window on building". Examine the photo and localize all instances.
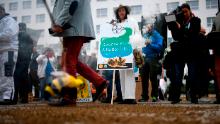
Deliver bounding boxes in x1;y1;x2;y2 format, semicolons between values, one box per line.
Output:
186;0;199;10
36;0;44;8
39;29;45;37
155;3;161;13
23;1;32;9
206;0;218;9
96;8;107;17
0;4;5;8
130;5;142;15
36;29;45;38
96;25;100;34
51;0;55;6
22;15;31;24
36;14;45;23
167;2;179;12
207;17;215;27
13;17;17;21
9;2;18;11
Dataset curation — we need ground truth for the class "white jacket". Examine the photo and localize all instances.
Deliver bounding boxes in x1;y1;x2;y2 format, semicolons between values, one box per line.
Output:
36;55;57;78
117;17;140;99
0;14;19;53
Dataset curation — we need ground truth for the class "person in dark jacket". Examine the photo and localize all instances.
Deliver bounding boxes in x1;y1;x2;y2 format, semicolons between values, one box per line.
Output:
28;47;40;100
168;3;201;104
13;23;34;103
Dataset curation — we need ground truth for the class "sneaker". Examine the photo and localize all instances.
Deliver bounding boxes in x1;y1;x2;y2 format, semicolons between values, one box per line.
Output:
198;97;211;103
152;97;158;102
20;99;28;104
119;99;137;104
213;99;220;104
138;98;148;102
191;98;198;104
33;97;40;101
93;81;107;102
48;98;76;106
171;99;181;104
101;98;111;103
0;99;17;105
113;97;123;103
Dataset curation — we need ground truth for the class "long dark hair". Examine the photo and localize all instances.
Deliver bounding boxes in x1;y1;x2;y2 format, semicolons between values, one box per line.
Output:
181;3;191;11
181;3;194;17
114;5;130;23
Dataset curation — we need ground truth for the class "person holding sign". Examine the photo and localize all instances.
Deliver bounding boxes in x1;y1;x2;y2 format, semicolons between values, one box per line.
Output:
50;0;107;105
113;5;140;104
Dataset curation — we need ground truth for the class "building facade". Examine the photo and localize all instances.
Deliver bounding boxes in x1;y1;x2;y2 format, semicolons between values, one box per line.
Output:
91;0;218;52
0;0;57;47
0;0;218;54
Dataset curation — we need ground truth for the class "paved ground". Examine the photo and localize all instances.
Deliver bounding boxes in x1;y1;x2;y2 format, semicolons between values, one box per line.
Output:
1;81;219;124
0;101;220;124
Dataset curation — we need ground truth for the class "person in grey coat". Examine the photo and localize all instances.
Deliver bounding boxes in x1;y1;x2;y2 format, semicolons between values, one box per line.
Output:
0;5;18;105
50;0;106;105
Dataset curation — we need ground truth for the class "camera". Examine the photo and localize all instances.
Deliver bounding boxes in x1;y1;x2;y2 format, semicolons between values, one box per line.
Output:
165;6;184;30
165;14;176;23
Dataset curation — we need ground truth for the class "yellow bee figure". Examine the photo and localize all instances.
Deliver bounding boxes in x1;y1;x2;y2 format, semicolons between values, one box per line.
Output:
45;71;84;97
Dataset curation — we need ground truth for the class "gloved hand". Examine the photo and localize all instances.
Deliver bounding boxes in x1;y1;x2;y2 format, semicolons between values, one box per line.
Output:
51;25;64;33
145;39;151;45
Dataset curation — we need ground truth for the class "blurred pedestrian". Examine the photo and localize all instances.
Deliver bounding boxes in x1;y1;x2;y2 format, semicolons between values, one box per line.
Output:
50;0;107;105
13;23;34;104
211;10;220;104
29;47;40;100
168;3;202;104
36;47;57;100
0;5;18;105
139;24;163;102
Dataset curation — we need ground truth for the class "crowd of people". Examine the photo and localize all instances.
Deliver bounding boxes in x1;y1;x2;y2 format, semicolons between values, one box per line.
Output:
0;1;220;106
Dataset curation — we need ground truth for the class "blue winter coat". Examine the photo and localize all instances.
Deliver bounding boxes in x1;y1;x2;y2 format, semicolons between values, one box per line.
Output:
142;30;163;59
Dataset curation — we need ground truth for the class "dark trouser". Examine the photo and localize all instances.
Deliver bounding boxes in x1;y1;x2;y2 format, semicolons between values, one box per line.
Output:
169;61;200;102
29;70;40;98
169;62;185;101
197;58;209;97
105;70;122;100
13;63;30;103
62;37;106;100
40;76;52;100
140;58;161;99
187;60;200;101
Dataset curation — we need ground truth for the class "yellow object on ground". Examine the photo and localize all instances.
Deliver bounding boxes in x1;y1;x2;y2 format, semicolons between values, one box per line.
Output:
45;72;84;96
